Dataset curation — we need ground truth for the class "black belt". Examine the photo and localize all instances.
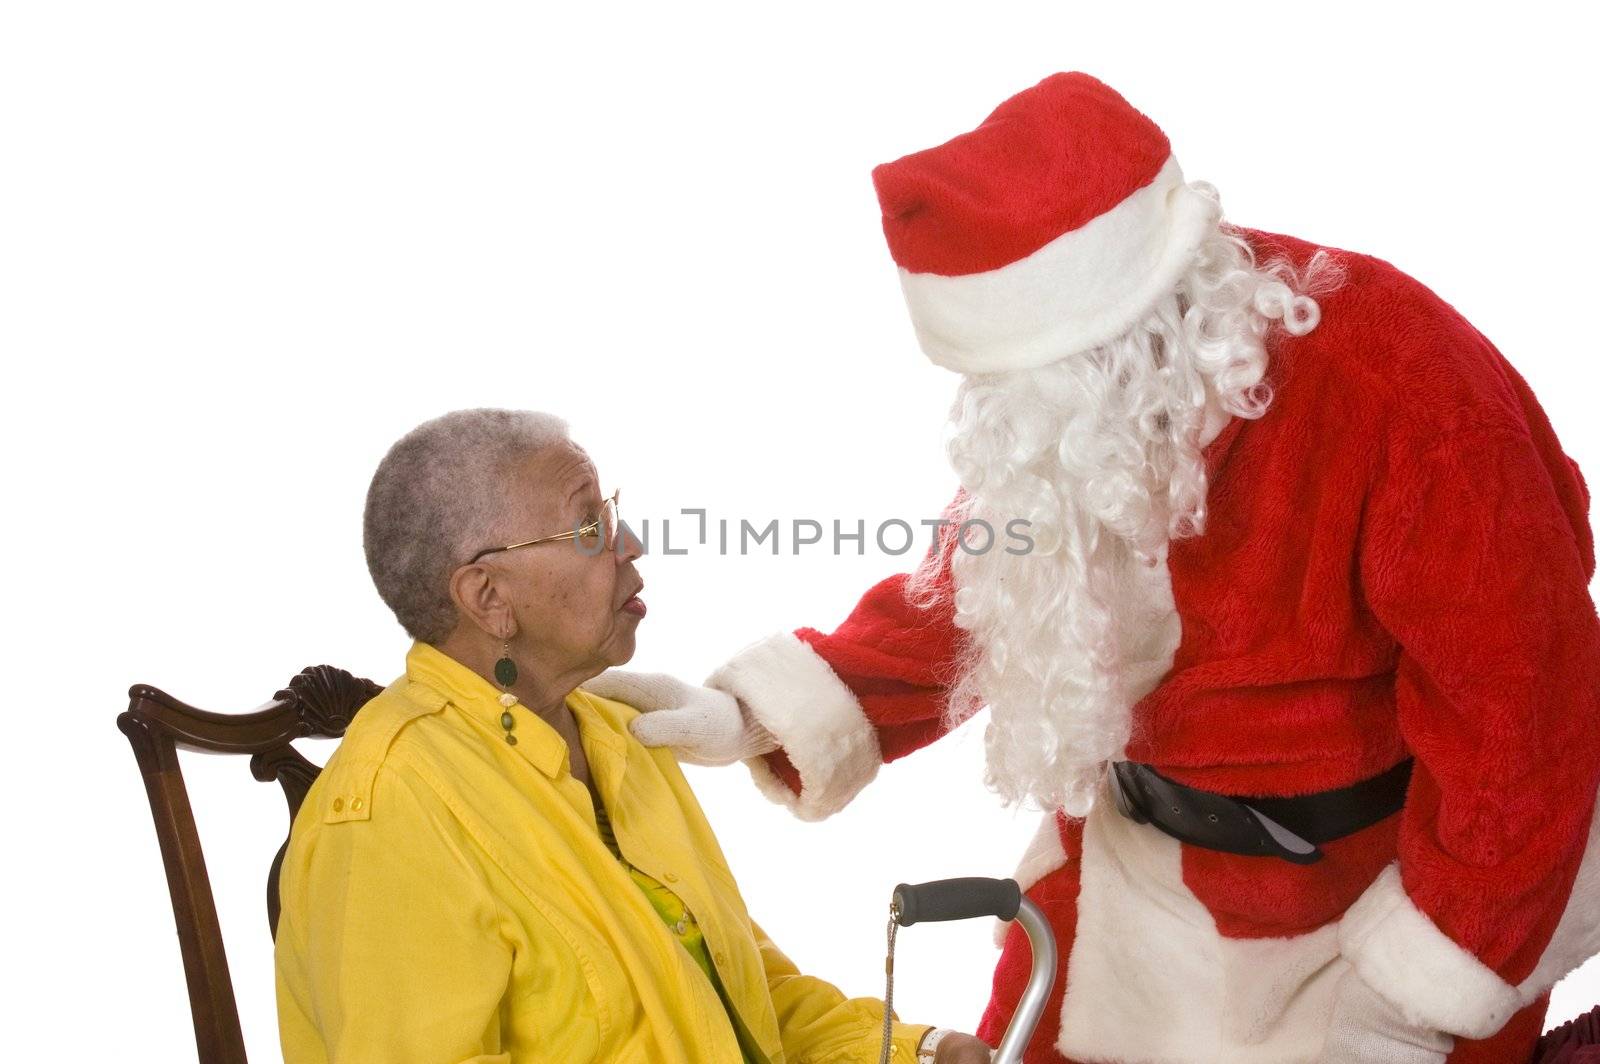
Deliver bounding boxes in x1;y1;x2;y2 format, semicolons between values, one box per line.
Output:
1108;759;1413;865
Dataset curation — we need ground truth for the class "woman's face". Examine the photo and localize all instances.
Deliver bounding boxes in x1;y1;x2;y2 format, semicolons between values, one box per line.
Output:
489;441;645;680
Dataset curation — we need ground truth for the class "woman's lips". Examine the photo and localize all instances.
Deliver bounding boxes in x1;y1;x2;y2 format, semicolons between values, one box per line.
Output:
621;594;647;617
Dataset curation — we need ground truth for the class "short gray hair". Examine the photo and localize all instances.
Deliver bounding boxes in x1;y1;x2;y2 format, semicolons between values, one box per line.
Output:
364;408;570;643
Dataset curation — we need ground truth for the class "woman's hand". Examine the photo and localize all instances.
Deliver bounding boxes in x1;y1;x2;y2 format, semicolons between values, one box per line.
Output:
926;1030;993;1063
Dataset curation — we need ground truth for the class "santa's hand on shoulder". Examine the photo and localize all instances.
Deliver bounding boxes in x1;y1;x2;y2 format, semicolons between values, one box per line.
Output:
1320;970;1453;1064
583;670;778;766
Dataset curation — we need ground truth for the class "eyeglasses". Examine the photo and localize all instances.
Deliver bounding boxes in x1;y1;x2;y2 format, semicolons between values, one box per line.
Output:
468;490;621;564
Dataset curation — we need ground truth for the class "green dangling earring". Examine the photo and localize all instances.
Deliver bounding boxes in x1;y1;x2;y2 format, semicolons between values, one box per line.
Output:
495;641;520;745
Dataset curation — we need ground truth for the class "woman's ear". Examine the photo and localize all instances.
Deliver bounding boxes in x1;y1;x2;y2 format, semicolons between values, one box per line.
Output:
448;563;518;642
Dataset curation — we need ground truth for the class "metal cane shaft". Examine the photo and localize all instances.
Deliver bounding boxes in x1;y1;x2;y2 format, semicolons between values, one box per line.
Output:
991;897;1056;1064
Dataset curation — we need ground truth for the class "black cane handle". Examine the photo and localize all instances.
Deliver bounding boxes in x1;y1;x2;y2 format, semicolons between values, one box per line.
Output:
892;877;1022;927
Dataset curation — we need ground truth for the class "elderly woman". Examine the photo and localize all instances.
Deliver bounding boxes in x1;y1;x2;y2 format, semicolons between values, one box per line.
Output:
273;409;988;1064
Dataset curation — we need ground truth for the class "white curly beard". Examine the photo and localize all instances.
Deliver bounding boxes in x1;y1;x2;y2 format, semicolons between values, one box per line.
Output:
940;347;1203;819
916;218;1333;816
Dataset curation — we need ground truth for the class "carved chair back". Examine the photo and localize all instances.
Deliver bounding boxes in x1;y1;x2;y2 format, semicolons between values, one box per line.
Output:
117;665;381;1064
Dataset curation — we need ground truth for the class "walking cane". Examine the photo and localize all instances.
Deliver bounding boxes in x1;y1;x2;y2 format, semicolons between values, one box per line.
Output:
878;877;1057;1064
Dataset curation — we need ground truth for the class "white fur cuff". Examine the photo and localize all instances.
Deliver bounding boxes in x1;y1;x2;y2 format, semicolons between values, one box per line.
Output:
707;632;882;822
1338;864;1520;1039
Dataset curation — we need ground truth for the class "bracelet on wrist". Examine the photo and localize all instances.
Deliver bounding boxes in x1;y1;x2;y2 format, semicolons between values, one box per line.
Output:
917;1027;952;1063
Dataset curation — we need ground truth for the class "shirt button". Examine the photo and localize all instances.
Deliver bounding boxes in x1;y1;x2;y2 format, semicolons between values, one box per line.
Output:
674;919;688;935
332;797;344;813
714;951;727;966
663;871;679;883
351;796;364;811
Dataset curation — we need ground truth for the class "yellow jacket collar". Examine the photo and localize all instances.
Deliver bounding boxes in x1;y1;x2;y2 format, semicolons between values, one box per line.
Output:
404;641;628;780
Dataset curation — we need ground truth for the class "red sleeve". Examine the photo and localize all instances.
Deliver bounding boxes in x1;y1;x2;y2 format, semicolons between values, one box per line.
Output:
796;560;969;763
707;500;972;821
1339;419;1600;1036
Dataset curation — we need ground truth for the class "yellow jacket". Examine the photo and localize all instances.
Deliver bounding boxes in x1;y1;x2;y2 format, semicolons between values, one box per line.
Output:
274;642;929;1063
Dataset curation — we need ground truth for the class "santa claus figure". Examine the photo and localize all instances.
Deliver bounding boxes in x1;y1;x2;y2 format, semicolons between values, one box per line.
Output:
591;73;1600;1063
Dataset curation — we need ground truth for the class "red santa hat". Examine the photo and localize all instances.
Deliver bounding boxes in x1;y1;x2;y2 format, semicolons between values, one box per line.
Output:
872;73;1221;374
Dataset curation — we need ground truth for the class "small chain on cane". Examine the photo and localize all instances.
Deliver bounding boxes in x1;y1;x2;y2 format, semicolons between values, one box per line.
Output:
879;901;900;1064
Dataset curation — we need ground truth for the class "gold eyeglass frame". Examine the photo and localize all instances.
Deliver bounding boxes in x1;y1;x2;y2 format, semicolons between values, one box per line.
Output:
468;490;621;564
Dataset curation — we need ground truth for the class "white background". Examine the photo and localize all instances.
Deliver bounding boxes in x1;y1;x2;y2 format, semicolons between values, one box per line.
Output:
4;2;1599;1059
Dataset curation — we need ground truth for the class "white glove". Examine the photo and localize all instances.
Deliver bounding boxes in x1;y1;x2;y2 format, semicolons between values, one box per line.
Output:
582;670;778;766
1321;971;1453;1064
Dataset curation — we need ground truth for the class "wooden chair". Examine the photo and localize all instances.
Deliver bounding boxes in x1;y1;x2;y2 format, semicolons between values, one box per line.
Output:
118;665;383;1064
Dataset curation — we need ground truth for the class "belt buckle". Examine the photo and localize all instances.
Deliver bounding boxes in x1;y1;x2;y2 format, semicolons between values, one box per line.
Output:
1241;804;1323;864
1108;762;1149;824
1111;761;1324;865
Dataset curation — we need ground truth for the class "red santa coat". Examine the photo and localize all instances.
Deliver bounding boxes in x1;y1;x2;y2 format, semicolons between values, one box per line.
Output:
707;231;1600;1063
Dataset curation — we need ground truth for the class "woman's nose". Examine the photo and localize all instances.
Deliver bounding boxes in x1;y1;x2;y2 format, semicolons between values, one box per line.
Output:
614;521;645;562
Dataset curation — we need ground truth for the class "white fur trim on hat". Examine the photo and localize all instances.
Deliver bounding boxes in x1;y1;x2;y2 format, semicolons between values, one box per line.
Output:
707;631;881;822
897;156;1220;374
1338;864;1521;1039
